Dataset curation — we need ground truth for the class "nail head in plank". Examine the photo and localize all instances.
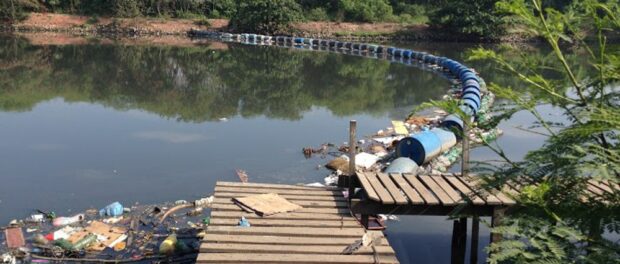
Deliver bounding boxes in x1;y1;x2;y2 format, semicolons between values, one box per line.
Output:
403;173;440;205
377;172;408;204
390;173;424;204
365;172;395;204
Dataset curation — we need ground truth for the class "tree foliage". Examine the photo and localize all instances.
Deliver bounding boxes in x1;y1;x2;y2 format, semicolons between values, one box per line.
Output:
229;0;302;34
452;0;620;262
428;0;506;39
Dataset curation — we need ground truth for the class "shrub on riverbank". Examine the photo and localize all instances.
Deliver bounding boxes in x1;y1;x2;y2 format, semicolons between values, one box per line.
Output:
230;0;302;34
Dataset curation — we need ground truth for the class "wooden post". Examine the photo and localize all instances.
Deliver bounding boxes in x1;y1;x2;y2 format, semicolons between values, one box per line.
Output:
349;120;357;176
451;218;468;264
348;120;357;204
470;216;480;264
461;120;470;177
490;207;507;243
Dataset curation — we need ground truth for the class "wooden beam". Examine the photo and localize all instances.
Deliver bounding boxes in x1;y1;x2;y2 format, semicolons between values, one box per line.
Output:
206;226;365;238
200;243;395;255
202;234;388;246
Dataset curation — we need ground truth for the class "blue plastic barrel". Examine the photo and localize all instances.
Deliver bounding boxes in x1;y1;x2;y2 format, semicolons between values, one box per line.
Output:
396;131;443;165
337;42;345;48
360;44;368;50
441;114;464;135
385;157;419;174
368;44;378;52
431;128;457;152
387;47;395;55
344;42;353;49
376;46;384;53
319;40;328;46
403;50;413;58
462;86;481;98
393;49;403;57
352;43;360;50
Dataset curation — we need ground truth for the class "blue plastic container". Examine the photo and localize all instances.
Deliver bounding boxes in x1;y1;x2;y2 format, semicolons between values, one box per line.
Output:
387;47;395;55
337;42;345;48
462;86;481;98
431;128;457;152
402;50;413;58
385;157;419;174
396;131;442;165
352;43;360;50
99;202;123;217
441;114;464;135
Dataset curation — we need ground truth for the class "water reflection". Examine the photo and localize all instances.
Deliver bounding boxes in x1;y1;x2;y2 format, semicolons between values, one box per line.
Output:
0;36;448;121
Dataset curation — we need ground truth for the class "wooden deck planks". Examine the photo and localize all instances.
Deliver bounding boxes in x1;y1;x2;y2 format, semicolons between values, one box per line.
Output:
430;176;464;204
209;211;356;221
200;181;399;264
209;218;361;228
364;172;395;204
390;173;424;204
202;234;389;246
200;243;395;255
403;173;440;205
212;197;348;209
357;171;381;202
196;253;400;263
443;176;486;205
377;172;408;204
419;175;456;205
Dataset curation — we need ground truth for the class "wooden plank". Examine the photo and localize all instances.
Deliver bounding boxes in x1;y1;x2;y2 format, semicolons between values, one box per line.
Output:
202;234;389;246
419;175;456;205
196;253;399;263
215;192;346;202
211;203;349;214
209;218;361;228
403;173;440;205
429;176;464;204
390;173;424;204
588;180;614;194
215;186;343;197
201;243;395;255
457;177;502;205
377;172;408;204
443;176;485;205
216;181;339;191
213;197;347;208
364;172;395;204
209;211;356;221
356;172;380;202
206;226;365;238
586;182;605;196
604;180;620;192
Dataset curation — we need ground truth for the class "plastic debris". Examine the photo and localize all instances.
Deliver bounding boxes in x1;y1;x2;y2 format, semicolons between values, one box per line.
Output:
99;202;123;217
174;200;188;205
355;153;379;169
238;217;250;227
158;234;177;256
52;214;84;227
194;196;214;207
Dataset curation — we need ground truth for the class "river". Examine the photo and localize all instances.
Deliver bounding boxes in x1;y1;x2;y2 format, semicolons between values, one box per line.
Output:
0;34;585;263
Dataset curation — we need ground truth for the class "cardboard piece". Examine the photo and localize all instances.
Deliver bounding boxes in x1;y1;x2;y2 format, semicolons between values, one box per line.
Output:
4;227;25;249
391;120;409;135
67;221;127;251
233;193;302;216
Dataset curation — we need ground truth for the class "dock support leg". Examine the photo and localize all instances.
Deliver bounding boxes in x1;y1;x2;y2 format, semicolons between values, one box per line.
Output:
490;207;507;244
451;218;468;264
470;216;479;264
348;120;357;204
361;214;369;229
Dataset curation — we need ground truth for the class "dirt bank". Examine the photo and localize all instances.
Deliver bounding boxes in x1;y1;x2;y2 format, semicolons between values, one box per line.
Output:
2;13;509;42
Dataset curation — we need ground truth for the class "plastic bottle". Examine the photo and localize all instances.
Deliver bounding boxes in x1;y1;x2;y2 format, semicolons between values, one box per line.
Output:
52;214;84;227
73;234;97;250
99;202;123;217
159;234;177;256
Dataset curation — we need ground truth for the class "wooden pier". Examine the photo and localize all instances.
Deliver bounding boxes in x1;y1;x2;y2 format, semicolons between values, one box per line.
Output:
197;181;400;263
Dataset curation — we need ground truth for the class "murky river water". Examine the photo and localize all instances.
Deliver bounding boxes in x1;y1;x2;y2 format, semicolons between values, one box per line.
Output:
0;35;584;263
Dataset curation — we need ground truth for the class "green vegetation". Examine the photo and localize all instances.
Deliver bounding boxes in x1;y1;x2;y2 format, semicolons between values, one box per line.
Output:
230;0;302;34
425;0;620;262
428;0;505;39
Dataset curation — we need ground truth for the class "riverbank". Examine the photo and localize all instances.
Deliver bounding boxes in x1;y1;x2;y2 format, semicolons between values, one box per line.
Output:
1;13;531;42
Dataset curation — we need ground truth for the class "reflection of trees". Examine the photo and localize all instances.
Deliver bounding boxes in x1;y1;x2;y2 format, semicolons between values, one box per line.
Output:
0;36;452;121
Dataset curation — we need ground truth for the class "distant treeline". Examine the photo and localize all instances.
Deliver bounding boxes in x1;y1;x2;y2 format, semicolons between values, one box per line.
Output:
1;0;577;38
